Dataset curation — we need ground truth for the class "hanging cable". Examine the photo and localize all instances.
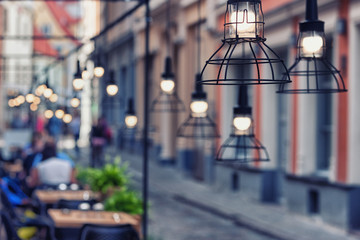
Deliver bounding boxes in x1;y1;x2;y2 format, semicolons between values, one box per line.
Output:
197;0;201;73
166;0;171;57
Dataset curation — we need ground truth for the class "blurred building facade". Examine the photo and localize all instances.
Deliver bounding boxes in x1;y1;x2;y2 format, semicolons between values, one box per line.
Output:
0;1;94;143
94;0;360;231
0;2;33;129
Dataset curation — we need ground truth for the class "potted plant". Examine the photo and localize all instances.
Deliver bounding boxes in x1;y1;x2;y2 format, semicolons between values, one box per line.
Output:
104;188;143;215
76;167;102;190
76;161;129;198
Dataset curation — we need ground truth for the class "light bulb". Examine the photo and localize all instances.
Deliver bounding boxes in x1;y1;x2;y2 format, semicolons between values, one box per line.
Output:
190;100;208;117
106;84;119;96
301;35;324;58
17;95;25;104
94;67;105;78
233;116;251;132
160;79;175;94
49;94;58;103
82;70;90;80
73;78;85;91
44;110;54;119
43;88;53;98
26;93;35;103
35;84;46;96
125;115;138;128
8;99;15;108
63;114;72;123
71;98;80;108
30;103;38;111
33;97;41;105
55;109;65;119
230;9;256;38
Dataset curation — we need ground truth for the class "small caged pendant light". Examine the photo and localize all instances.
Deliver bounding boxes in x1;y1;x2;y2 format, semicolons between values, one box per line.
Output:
125;98;138;129
177;75;220;139
199;0;291;85
73;60;85;91
106;71;119;96
177;0;220;139
278;0;347;94
151;0;185;113
216;85;269;164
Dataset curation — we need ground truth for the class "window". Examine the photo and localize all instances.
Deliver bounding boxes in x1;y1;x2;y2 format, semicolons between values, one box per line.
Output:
316;37;334;172
3;9;7;33
41;24;52;36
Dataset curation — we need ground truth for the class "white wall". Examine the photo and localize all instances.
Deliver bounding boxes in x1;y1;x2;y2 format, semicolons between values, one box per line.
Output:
347;1;360;184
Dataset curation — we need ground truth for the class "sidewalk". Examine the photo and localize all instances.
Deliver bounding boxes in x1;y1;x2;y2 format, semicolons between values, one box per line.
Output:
119;151;360;240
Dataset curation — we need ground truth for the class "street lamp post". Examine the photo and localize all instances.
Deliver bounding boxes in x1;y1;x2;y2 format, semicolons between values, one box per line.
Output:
143;0;150;239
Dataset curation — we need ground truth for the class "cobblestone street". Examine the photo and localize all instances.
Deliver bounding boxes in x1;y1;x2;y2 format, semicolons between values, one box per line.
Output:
131;168;278;240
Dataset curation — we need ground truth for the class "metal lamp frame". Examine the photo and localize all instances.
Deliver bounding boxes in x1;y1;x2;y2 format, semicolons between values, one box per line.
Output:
150;91;185;112
278;0;347;94
215;85;269;164
177;114;220;139
216;130;269;164
199;0;291;85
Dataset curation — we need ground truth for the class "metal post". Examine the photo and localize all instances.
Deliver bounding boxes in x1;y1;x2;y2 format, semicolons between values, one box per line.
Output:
143;0;150;239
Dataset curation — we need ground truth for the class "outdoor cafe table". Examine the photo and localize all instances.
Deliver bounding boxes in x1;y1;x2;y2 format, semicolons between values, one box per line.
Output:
35;190;100;204
48;209;141;239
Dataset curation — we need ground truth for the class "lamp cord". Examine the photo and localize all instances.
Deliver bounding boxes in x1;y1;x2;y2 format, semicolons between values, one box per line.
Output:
166;0;171;57
197;0;201;74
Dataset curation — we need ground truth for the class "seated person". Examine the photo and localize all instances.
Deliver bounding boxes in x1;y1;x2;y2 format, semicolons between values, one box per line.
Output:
0;177;30;206
27;140;76;188
22;131;46;177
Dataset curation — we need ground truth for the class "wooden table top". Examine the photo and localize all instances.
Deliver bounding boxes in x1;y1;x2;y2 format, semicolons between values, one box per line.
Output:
48;209;140;232
35;190;100;204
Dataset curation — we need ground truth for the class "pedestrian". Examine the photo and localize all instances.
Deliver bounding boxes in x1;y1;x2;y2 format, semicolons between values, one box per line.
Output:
70;111;81;155
22;131;46;176
46;115;62;143
90;116;108;168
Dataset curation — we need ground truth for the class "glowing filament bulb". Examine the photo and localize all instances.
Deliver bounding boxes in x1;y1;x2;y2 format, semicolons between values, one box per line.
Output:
125;115;138;128
233;116;251;132
301;35;324;57
190;100;208;117
160;80;175;94
230;10;256;38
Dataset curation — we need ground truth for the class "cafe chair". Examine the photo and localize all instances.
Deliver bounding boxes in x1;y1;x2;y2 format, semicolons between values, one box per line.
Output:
1;210;57;240
0;210;21;240
0;191;57;240
78;224;140;240
54;199;96;210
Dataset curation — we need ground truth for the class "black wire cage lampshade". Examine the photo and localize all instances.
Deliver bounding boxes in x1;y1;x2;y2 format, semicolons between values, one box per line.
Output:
199;0;291;85
278;0;347;94
151;57;185;112
177;74;220;139
216;86;269;164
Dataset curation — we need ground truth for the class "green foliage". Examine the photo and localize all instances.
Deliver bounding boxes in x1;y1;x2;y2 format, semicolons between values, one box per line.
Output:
76;158;145;216
76;163;129;193
76;166;102;187
104;189;143;215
